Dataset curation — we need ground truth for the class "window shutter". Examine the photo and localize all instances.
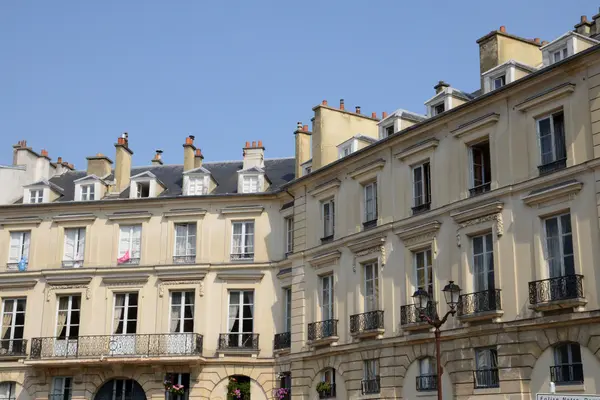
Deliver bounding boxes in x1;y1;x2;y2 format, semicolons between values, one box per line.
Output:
64;229;76;261
132;226;142;258
118;226;131;257
76;229;86;260
187;224;197;255
9;233;21;262
22;232;30;260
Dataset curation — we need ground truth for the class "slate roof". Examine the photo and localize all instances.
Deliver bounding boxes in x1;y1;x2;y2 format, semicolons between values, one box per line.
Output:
46;158;296;202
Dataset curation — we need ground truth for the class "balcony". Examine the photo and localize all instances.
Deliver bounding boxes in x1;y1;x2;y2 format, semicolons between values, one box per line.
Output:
412;202;431;215
469;182;491;197
230;253;254;262
172;255;195;264
307;319;338;346
349;310;384;338
217;333;259;354
400;302;436;331
473;369;499;389
61;260;84;268
273;332;291;352
362;220;377;230
416;375;437;392
320;235;334;244
457;289;503;322
117;258;140;266
528;275;585;311
0;339;28;359
361;377;380;395
538;158;567;175
550;364;584;385
28;333;203;362
318;384;336;399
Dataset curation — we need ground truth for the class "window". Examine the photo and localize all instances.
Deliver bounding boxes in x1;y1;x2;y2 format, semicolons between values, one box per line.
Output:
320;369;336;399
537;111;566;173
173;223;196;264
51;377;72;400
55;295;80;357
242;176;259;193
362;359;380;394
322;199;335;240
81;184;95;201
363;262;379;312
170;291;194;333
188;177;206;196
412;162;431;213
227;290;254;348
113;293;138;335
432;103;445;116
118;225;142;265
475;347;499;388
304;166;312;175
8;231;30;270
553;47;569;63
135;182;150;198
29;189;44;204
419;357;437;376
416;358;437;392
1;299;26;354
0;382;16;400
338;143;353;159
385;124;394;137
472;233;494;292
63;228;85;268
544;213;574;278
470;141;491;196
285;217;294;254
321;275;334;321
492;75;506;90
231;221;254;260
553;343;583;385
164;374;190;400
363;181;378;227
414;248;434;298
278;372;291;400
284;288;292;332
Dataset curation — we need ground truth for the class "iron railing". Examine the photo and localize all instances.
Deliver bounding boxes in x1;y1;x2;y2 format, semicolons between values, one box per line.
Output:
412;202;431;215
274;332;291;350
218;333;259;351
416;375;437;391
308;319;338;341
320;235;334;244
361;377;380;395
473;369;499;389
538;158;567;175
550;364;584;385
458;289;501;316
0;339;27;357
469;182;491;197
317;384;336;399
528;275;584;305
29;333;202;359
117;258;140;266
400;302;437;326
49;394;71;400
350;310;384;334
172;255;196;264
230;253;254;261
363;220;377;230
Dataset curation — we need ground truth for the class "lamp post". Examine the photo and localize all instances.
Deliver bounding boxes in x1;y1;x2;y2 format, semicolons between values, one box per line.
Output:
412;281;462;400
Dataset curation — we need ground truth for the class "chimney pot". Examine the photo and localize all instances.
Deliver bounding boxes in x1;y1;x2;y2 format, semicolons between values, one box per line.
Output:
303;124;308;132
258;140;263;147
534;37;540;44
57;157;63;164
581;15;588;23
195;149;202;157
41;149;48;157
69;163;74;169
322;100;328;105
245;141;250;148
382;112;388;118
340;99;345;110
542;40;549;45
297;121;302;130
499;25;506;33
189;135;195;141
252;141;257;148
371;112;377;118
355;106;361;114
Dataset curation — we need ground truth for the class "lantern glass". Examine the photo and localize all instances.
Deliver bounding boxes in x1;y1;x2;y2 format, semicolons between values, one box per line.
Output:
442;281;461;310
412;287;430;312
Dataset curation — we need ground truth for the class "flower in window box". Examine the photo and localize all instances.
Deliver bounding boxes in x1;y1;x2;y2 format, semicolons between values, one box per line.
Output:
316;381;331;394
273;387;289;400
169;384;185;396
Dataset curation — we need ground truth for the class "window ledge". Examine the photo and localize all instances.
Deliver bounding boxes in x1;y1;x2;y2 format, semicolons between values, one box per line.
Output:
451;113;500;139
308;250;341;269
307;336;339;347
308;179;341;200
514;82;575;112
555;383;586;392
400;321;432;332
529;297;587;312
350;329;384;339
522;179;582;207
458;309;503;323
348;158;386;182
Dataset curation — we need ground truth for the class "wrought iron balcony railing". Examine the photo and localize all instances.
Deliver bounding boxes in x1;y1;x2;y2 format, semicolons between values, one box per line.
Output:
218;333;259;351
172;255;196;264
538;158;567;175
318;384;336;399
400;302;437;326
230;253;254;261
361;377;380;395
363;220;377;230
411;202;431;215
550;364;584;385
458;289;501;316
473;368;499;389
273;332;291;350
349;310;384;334
29;333;202;359
117;258;140;266
528;275;584;305
320;235;334;244
308;319;338;341
416;375;437;391
0;339;27;357
469;182;491;197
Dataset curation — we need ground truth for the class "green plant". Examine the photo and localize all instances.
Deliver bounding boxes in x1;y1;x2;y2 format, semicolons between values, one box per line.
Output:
316;381;331;394
227;377;251;400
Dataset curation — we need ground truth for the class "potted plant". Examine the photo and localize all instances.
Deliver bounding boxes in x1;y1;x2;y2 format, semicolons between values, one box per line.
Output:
273;387;289;400
227;377;251;400
163;375;185;399
316;381;332;397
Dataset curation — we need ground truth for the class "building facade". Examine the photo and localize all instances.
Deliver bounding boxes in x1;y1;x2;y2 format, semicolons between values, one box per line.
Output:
2;9;600;400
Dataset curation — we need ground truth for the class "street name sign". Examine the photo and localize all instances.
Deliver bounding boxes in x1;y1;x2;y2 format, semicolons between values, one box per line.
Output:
537;394;600;400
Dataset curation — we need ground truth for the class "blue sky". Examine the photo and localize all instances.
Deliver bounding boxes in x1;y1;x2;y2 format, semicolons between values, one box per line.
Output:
1;1;598;167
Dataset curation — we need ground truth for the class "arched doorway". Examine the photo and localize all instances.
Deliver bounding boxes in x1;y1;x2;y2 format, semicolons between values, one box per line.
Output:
94;379;146;400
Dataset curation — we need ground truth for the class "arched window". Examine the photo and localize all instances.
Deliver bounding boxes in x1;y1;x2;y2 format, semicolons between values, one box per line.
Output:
317;369;335;399
0;382;16;400
416;358;437;392
552;343;583;385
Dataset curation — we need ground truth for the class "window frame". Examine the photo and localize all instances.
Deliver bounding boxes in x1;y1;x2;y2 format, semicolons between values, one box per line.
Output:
363;181;378;224
320;275;334;321
118;225;142;265
63;227;86;267
1;298;26;346
536;111;566;167
169;291;195;333
284;287;292;333
227;290;254;346
472;233;495;292
338;143;353;159
173;223;197;262
8;231;31;267
431;102;445;116
363;359;379;380
230;220;255;260
492;75;506;90
80;184;95;201
321;199;335;239
469;141;491;191
412;161;431;208
285;217;294;254
55;295;81;339
543;213;574;278
414;248;434;298
51;377;72;400
363;262;379;312
112;292;138;335
29;189;44;204
242;175;259;194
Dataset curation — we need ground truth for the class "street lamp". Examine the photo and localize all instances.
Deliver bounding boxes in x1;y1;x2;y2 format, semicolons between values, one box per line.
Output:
412;281;462;400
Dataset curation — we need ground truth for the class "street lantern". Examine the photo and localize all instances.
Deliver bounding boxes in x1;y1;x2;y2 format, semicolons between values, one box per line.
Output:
412;287;430;312
442;281;461;311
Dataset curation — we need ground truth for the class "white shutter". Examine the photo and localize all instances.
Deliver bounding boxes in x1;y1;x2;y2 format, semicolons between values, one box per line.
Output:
22;232;30;260
131;226;142;258
9;233;21;263
118;226;131;257
64;229;76;261
76;229;86;260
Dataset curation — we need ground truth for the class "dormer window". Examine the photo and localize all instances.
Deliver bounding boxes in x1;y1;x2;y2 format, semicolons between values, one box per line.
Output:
74;175;105;202
183;166;215;196
493;75;505;90
243;175;259;193
432;103;445;116
385;125;394;137
188;177;206;195
135;182;150;198
129;171;165;199
339;143;353;159
81;184;95;201
553;47;568;63
29;189;43;204
23;180;63;204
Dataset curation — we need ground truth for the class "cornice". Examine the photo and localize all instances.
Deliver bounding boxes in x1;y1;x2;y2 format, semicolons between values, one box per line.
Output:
0;276;38;290
347;235;386;254
216;272;265;282
393;221;441;242
45;275;93;286
101;274;150;285
51;213;97;223
521;179;583;206
514;82;575;112
394;139;439;162
450;201;504;224
308;250;341;269
451;113;500;139
308;179;341;199
162;208;207;218
0;216;43;226
106;211;153;221
220;206;264;215
348;159;386;181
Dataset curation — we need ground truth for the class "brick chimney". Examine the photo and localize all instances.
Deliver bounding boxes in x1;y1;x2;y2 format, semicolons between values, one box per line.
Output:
86;153;113;178
194;148;204;169
183;135;196;172
574;15;593;36
151;150;164;166
114;132;133;193
242;140;265;170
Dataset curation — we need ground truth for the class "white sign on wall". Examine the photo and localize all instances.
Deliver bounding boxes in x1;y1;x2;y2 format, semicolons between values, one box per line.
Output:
537;394;600;400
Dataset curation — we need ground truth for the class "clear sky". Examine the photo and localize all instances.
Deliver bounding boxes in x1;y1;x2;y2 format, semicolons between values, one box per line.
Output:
1;1;598;167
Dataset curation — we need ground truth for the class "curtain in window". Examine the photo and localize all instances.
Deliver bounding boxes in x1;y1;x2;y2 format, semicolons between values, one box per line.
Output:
1;312;11;341
232;224;242;254
228;292;240;333
76;230;85;260
175;225;187;256
553;113;566;160
545;218;561;278
113;295;125;334
245;223;254;254
64;229;76;261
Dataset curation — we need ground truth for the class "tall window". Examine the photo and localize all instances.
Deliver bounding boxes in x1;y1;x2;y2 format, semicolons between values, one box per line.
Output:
227;290;254;347
242;176;259;193
0;382;16;400
475;347;499;388
170;292;194;333
321;275;334;321
81;184;95;201
51;377;72;400
544;213;574;278
1;299;26;354
414;249;434;297
56;295;80;339
29;189;44;204
363;182;378;225
412;162;431;212
322;199;335;239
164;374;190;400
188;178;205;196
363;262;379;312
537;111;566;169
416;358;437;392
63;228;85;268
362;359;380;394
118;225;142;265
113;293;138;335
553;343;583;384
284;288;292;333
470;141;491;195
472;233;494;292
174;223;196;264
231;221;254;260
285;217;294;254
8;231;30;270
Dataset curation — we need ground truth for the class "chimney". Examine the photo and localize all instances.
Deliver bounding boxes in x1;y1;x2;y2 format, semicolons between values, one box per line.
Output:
593;8;600;36
371;112;377;118
294;123;311;178
322;100;328;106
114;132;133;193
194;148;204;169
533;38;540;44
183;135;196;172
339;99;345;111
499;25;506;33
355;106;361;114
434;81;450;94
86;153;113;178
52;156;69;176
575;15;593;36
382;112;388;119
152;150;164;166
243;140;265;171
